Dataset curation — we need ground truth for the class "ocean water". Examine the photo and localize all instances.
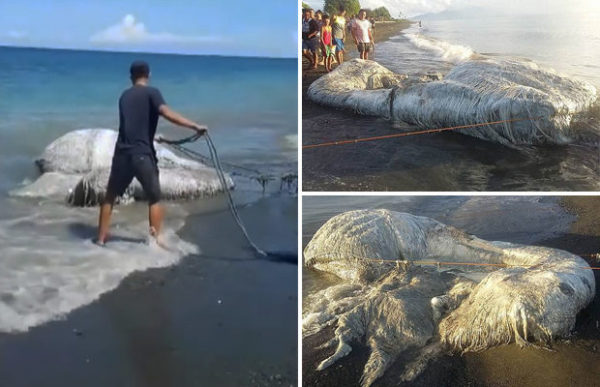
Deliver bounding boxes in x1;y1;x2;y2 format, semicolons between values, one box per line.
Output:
304;10;600;191
0;46;297;333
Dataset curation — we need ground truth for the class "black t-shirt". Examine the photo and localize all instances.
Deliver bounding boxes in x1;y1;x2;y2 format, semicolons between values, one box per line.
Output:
115;85;165;158
302;18;319;40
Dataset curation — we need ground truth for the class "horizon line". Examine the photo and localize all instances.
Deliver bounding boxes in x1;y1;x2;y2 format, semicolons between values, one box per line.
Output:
0;43;297;60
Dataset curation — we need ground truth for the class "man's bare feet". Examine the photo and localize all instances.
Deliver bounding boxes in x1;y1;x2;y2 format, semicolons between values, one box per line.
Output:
93;237;106;247
149;226;170;250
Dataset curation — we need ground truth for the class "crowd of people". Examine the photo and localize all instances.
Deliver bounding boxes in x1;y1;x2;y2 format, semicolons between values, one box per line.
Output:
302;7;375;72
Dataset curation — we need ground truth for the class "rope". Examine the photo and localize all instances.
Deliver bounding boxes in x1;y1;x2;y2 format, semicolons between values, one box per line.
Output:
159;132;267;256
162;135;290;192
204;133;267;256
313;254;600;270
302;116;546;150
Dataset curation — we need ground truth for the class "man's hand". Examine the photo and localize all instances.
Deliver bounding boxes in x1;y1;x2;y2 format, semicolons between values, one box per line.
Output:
193;124;208;136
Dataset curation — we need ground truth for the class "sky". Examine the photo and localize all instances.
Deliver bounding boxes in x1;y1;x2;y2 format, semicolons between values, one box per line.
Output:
304;0;600;18
0;0;298;57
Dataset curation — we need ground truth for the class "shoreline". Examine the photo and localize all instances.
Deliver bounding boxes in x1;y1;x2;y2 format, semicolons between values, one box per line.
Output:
302;196;600;386
302;19;411;100
302;21;412;192
0;195;298;387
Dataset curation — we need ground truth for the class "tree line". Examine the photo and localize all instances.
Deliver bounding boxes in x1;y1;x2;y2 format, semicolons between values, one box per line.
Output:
302;1;396;21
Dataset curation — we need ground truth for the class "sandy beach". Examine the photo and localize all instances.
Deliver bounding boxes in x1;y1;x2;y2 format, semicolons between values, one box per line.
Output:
302;20;411;104
0;196;298;387
302;196;600;386
302;17;600;192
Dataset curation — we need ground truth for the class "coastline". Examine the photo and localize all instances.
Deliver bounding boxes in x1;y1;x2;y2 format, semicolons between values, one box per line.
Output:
302;20;412;191
302;196;600;386
302;20;411;101
0;196;298;387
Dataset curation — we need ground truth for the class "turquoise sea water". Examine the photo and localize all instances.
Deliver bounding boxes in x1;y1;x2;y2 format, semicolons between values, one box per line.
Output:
0;46;297;194
0;46;297;334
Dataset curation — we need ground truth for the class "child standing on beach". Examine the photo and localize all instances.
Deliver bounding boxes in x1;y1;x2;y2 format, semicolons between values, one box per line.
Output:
321;15;334;72
332;7;346;65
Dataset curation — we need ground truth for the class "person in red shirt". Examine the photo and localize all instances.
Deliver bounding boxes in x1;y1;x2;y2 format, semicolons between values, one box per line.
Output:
321;15;334;72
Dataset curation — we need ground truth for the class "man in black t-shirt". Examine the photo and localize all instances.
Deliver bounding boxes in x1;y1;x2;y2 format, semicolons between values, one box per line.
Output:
302;8;320;69
96;60;206;246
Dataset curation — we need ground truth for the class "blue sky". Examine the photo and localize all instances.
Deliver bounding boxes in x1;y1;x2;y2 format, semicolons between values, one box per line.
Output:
0;0;298;57
304;0;600;17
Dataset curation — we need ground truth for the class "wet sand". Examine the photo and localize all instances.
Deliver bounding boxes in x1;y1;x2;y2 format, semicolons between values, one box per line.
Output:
0;196;298;387
302;21;413;192
302;196;600;386
302;21;600;192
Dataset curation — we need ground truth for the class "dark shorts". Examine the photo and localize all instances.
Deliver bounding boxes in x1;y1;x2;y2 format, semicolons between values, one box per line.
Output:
106;152;161;204
302;38;318;53
357;42;373;53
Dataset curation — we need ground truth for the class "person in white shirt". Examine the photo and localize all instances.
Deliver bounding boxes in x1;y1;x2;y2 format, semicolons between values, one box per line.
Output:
351;9;374;60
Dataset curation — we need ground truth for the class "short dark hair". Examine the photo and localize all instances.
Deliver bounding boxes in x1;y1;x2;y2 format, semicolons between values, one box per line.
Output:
130;60;150;80
323;14;330;20
339;6;345;12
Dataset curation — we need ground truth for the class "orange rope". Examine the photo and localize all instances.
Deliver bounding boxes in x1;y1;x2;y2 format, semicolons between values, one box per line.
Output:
348;256;600;270
302;116;545;150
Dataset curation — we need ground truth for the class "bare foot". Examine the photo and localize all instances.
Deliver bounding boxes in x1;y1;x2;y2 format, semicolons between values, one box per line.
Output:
93;237;106;247
149;226;171;251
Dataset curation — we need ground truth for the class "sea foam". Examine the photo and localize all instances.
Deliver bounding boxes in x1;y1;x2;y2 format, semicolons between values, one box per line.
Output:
405;32;474;63
0;205;198;333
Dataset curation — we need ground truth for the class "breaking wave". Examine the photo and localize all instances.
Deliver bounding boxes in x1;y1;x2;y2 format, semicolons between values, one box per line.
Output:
405;32;474;63
0;205;198;333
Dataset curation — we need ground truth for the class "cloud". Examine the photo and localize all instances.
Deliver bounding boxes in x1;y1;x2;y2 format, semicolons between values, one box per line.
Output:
5;30;28;40
90;14;222;45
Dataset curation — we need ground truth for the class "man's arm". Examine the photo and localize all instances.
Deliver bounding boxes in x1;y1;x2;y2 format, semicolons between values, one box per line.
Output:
368;27;374;44
159;105;206;133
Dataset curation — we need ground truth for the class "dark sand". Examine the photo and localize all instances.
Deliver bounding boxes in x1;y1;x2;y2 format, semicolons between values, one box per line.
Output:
302;196;600;387
302;21;600;192
302;21;414;192
0;196;298;387
301;20;410;100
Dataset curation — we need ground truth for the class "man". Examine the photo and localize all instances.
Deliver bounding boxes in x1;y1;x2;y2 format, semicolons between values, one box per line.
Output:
301;8;319;69
332;6;347;65
352;9;374;60
96;60;206;245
